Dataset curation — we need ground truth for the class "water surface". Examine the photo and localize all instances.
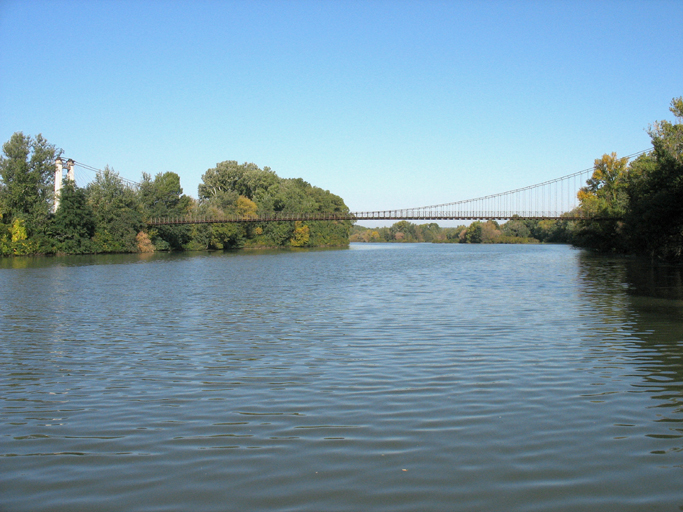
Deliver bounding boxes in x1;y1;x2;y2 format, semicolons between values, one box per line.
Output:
1;244;682;511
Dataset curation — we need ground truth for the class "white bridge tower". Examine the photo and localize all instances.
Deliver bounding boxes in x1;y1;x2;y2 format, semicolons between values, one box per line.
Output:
53;157;75;213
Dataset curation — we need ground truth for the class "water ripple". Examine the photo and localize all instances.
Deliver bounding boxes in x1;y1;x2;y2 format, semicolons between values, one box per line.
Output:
1;246;682;511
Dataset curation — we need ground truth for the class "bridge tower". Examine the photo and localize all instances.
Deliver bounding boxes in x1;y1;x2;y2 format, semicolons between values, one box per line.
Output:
66;159;75;182
54;157;63;212
54;158;76;213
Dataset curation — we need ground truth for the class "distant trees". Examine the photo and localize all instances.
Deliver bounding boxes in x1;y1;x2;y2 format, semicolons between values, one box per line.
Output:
501;219;530;239
350;217;569;245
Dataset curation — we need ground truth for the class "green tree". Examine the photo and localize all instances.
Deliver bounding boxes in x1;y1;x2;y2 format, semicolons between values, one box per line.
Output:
465;221;483;243
7;217;38;255
53;180;95;254
209;222;245;250
196;160;351;249
139;172;192;250
195;162;273;249
86;166;143;253
573;152;630;252
236;195;258;218
532;218;572;243
0;132;61;252
390;220;417;242
501;218;531;239
0;208;8;255
419;223;441;242
199;161;278;202
576;152;629;221
626;97;683;260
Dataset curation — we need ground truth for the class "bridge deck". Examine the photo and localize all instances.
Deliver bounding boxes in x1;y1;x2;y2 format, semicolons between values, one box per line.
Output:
148;213;598;225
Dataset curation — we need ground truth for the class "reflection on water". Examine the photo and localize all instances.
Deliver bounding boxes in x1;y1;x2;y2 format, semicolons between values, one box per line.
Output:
579;253;683;369
0;247;352;271
578;253;683;460
1;245;682;512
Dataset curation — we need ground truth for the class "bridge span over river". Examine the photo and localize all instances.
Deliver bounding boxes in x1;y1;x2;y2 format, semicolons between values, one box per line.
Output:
147;151;648;226
63;151;647;226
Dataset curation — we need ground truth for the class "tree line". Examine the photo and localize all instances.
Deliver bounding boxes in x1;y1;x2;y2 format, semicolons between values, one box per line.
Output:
0;136;351;256
350;218;570;244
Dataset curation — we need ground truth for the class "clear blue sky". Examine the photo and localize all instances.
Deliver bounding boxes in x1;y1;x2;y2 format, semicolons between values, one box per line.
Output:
1;0;681;214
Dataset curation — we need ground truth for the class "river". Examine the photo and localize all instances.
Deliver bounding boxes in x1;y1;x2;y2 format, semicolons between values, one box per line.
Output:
1;243;682;511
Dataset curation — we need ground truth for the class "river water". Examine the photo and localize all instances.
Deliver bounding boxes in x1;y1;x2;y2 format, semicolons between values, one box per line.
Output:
1;243;682;511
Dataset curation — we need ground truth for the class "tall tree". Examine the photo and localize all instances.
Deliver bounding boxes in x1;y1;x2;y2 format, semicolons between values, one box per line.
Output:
626;97;683;260
86;166;143;253
53;180;95;254
199;161;278;202
0;132;61;251
139;172;193;250
573;152;630;252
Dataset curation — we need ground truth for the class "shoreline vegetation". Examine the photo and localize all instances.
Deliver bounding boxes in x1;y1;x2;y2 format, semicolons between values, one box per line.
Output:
1;97;681;262
0;152;352;256
350;219;567;245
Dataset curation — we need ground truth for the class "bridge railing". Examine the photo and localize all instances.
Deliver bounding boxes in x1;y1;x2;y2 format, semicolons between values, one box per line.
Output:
149;212;355;225
147;210;600;226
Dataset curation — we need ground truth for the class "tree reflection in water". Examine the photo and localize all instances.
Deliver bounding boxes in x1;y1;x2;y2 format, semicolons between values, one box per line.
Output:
578;253;683;454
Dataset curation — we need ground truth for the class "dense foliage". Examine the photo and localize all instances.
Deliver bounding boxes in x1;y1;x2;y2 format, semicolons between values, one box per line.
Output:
572;97;683;261
194;160;351;250
0;141;351;255
0;133;61;255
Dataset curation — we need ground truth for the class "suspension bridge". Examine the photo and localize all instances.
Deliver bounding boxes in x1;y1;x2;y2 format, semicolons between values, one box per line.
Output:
59;150;650;225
